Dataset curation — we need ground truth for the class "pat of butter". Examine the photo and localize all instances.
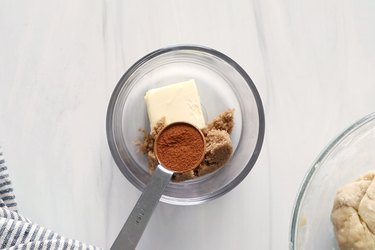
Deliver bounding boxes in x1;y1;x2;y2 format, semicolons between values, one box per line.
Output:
144;79;206;130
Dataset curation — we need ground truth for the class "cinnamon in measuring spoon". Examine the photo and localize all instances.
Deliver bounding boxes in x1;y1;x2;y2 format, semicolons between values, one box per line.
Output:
155;122;205;173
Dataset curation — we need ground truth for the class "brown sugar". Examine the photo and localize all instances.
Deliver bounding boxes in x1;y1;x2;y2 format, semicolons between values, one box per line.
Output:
173;170;195;182
138;109;234;181
196;129;233;176
202;109;234;135
137;117;166;171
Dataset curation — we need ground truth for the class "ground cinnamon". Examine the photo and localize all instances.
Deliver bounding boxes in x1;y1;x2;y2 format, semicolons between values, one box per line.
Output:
155;123;205;173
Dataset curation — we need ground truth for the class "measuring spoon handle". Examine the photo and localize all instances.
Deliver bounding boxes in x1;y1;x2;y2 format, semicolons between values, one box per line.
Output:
110;164;173;250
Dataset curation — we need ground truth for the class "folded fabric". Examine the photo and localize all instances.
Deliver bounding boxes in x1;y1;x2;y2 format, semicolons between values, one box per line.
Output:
0;149;102;250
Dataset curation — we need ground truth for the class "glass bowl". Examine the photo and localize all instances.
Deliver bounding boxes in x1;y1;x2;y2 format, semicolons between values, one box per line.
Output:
290;113;375;249
106;45;265;205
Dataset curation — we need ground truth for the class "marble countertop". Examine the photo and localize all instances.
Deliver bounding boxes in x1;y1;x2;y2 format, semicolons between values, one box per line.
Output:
1;0;375;249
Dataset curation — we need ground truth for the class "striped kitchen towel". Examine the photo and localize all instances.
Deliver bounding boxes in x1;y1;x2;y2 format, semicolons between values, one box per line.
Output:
0;149;102;250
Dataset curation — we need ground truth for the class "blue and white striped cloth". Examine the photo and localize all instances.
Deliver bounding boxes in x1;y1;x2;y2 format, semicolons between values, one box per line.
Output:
0;149;102;250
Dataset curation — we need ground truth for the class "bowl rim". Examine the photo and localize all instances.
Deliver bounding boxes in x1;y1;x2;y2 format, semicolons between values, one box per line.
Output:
106;44;265;205
289;112;375;249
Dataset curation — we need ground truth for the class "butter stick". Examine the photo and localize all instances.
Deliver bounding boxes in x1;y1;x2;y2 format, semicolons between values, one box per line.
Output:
144;79;206;130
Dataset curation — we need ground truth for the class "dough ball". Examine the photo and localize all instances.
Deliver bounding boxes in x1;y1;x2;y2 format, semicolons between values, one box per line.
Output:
331;171;375;249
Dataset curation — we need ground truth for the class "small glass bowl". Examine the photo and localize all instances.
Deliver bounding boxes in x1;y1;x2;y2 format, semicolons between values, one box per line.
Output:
106;45;265;205
290;113;375;249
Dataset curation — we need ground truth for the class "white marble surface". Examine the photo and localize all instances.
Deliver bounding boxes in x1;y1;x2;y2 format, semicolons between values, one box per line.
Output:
1;0;375;249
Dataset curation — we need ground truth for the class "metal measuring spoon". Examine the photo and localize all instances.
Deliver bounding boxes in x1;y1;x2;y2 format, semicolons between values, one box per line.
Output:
111;122;206;250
